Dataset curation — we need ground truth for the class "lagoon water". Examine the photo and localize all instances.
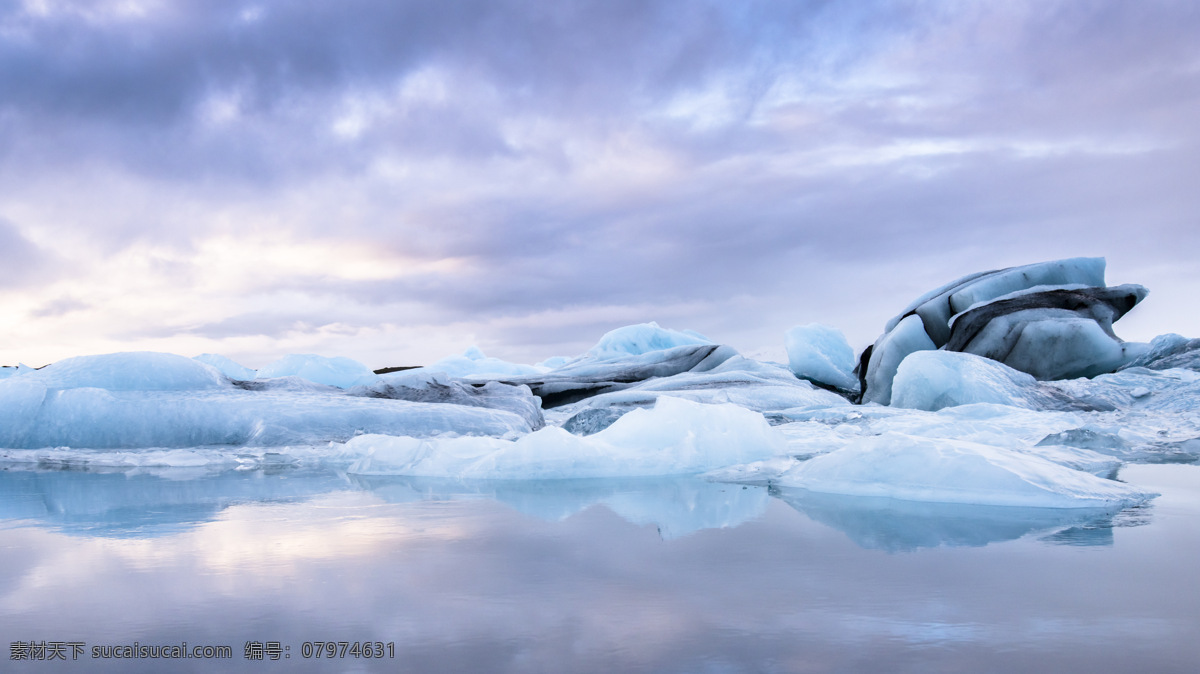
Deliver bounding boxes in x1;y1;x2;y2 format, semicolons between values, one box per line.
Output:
2;462;1198;673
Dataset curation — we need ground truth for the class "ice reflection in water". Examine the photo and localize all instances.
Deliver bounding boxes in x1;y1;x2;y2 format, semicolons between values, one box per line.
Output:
0;464;1197;673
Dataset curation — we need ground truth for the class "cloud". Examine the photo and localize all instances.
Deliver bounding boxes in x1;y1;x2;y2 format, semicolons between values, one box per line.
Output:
1;0;1199;364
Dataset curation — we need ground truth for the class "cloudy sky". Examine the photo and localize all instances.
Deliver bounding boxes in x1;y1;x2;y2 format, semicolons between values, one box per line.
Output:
1;0;1197;369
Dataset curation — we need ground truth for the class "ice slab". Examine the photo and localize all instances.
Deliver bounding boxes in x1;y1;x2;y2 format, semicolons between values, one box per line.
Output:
785;323;859;393
345;397;788;479
774;432;1155;508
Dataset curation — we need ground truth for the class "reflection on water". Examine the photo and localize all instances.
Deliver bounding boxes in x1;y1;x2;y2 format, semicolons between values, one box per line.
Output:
1;464;1198;673
770;487;1140;552
0;465;1146;548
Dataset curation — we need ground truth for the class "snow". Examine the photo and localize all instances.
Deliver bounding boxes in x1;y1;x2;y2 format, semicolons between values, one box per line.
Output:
785;323;859;392
256;354;379;388
775;432;1154;508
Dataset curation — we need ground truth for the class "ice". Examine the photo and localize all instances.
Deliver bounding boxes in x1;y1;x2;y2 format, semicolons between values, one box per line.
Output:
882;258;1106;345
345;397;788;479
496;343;738;408
193;353;257;380
775;432;1154;508
255;353;380;388
891;350;1057;411
419;346;548;378
0;366;17;380
785;323;859;393
862;314;936;405
14;352;228;391
584;322;713;359
552;356;850;434
351;371;545;430
771;489;1130;551
0;352;535;451
1118;333;1200;371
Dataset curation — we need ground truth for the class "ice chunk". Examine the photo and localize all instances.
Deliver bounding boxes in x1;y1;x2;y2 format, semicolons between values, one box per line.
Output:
862;314;936;405
345;397;788;478
0;366;17;380
891;350;1054;411
351;372;545;430
416;346;548;378
552;356;850;432
785;324;859;393
256;354;379;388
1118;333;1200;371
776;432;1154;508
193;353;257;381
497;343;738;408
585;322;713;359
17;352;228;391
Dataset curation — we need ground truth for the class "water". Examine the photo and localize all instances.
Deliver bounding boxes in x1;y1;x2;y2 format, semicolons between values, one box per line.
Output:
2;462;1198;673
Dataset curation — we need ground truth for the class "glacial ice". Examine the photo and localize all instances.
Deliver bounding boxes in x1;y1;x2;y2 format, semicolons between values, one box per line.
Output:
864;258;1146;402
255;353;380;388
785;323;859;393
775;432;1154;508
0;352;534;451
344;397;787;479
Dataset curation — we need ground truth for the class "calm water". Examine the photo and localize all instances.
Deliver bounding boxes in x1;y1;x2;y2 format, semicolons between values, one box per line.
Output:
1;462;1198;673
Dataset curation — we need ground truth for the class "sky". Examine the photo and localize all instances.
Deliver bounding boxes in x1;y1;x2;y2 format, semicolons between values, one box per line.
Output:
1;0;1198;369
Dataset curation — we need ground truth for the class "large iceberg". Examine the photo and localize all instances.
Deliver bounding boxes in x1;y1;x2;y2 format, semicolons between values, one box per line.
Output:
861;257;1148;403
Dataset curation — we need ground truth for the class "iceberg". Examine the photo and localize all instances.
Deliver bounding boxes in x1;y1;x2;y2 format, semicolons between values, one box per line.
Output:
554;356;849;434
785;323;859;394
0;352;534;451
862;257;1147;403
774;432;1155;508
345;397;788;479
